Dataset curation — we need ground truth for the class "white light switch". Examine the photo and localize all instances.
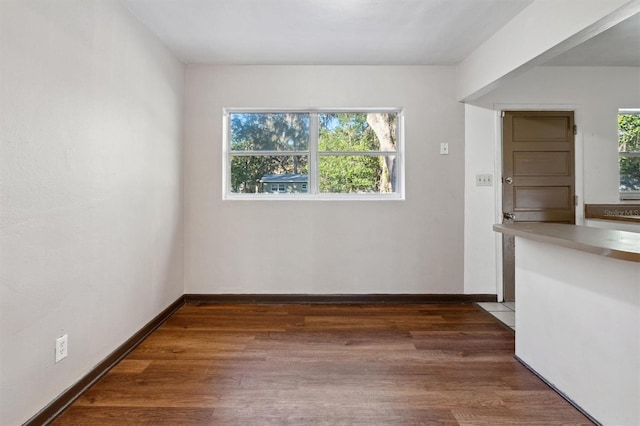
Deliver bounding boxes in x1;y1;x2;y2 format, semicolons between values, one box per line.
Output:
440;143;449;155
476;174;493;186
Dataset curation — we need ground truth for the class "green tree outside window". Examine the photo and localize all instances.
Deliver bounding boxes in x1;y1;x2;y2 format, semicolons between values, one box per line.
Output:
619;112;640;193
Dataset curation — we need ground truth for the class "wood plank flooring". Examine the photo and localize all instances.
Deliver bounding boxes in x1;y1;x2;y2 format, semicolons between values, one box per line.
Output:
53;303;593;425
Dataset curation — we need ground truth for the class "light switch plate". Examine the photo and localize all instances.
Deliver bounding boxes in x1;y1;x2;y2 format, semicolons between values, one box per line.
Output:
440;143;449;155
476;174;493;186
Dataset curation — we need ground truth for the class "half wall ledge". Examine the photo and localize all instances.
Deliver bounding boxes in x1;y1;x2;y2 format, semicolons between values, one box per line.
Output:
493;222;640;263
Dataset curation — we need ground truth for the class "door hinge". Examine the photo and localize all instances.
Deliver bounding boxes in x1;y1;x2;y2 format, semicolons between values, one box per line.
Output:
573;125;577;136
574;195;579;206
501;111;505;118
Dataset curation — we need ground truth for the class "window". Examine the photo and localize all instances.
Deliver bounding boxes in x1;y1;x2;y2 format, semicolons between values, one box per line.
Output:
223;109;404;199
269;184;285;193
619;109;640;199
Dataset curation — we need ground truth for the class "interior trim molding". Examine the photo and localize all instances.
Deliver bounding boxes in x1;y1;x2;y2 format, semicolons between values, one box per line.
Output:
184;293;497;304
514;355;601;426
24;296;185;426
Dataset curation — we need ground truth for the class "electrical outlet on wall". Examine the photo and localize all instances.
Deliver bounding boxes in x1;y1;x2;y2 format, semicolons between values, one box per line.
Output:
55;334;68;363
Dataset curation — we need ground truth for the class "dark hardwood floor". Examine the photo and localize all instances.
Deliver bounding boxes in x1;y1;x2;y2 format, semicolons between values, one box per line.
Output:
53;303;593;425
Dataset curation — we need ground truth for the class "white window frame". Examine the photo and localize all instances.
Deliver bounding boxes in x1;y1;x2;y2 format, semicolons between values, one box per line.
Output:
619;108;640;200
222;108;405;200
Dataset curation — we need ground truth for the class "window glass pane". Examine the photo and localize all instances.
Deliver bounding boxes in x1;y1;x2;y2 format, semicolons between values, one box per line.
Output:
619;112;640;192
230;113;309;151
319;113;397;152
230;155;308;193
319;155;397;194
620;156;640;191
619;113;640;153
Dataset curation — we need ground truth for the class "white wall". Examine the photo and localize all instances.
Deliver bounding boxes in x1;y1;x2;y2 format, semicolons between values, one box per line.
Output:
0;1;185;424
184;66;465;295
463;66;640;296
516;238;640;425
464;105;501;295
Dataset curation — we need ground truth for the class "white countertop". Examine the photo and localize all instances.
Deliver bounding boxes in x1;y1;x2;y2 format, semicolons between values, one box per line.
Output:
493;223;640;263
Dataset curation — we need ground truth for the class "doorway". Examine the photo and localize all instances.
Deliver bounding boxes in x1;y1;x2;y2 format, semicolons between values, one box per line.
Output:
501;111;576;301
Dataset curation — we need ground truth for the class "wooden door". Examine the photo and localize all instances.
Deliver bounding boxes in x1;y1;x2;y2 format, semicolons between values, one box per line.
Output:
502;111;575;301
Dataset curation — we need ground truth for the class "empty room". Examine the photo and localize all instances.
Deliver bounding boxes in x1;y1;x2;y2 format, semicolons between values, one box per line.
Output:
1;0;639;425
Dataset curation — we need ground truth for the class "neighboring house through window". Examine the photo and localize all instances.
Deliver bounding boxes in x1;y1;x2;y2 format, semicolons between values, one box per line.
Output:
263;174;308;193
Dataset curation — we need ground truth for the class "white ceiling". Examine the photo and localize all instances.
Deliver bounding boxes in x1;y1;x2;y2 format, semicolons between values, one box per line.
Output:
123;0;639;67
546;12;640;67
123;0;533;65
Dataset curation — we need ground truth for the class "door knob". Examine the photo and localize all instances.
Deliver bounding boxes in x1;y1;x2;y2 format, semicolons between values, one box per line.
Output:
503;212;515;220
504;176;513;184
